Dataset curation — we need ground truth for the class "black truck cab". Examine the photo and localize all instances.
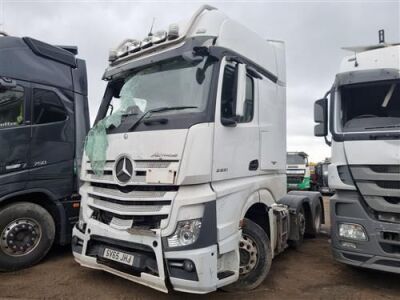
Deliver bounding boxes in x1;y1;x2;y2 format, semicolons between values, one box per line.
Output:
0;35;89;271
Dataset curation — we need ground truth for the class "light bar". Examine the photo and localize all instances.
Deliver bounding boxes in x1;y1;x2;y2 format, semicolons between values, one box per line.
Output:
109;23;181;62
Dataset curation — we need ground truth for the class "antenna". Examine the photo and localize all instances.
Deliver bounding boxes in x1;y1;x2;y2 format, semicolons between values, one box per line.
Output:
379;29;385;44
354;51;359;67
148;18;155;37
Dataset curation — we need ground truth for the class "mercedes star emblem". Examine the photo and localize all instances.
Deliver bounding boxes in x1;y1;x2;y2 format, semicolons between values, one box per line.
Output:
115;156;133;184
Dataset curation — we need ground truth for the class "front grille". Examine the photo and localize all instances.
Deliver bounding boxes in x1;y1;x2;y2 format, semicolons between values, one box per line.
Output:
86;182;176;230
350;165;400;222
376;181;400;190
84;159;180;230
287;176;303;184
370;165;400;174
92;208;168;229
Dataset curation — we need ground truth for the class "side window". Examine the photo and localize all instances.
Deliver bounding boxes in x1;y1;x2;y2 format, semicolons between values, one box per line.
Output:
242;75;254;123
221;64;236;120
0;86;25;128
33;89;67;124
220;64;254;123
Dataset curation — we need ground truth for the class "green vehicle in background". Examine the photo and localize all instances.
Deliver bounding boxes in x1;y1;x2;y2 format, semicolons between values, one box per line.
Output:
286;152;311;190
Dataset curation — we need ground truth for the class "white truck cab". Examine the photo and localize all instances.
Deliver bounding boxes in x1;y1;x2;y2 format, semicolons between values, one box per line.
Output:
286;151;311;191
73;6;323;293
315;30;400;273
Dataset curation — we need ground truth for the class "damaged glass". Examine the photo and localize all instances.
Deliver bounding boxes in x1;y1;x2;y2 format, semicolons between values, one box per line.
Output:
85;55;214;175
340;80;400;132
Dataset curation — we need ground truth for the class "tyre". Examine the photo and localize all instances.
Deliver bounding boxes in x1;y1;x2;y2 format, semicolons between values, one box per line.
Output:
222;218;272;292
0;202;55;272
288;206;306;249
306;202;322;238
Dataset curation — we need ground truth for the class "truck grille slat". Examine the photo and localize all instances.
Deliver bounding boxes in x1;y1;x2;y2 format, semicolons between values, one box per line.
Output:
350;164;400;217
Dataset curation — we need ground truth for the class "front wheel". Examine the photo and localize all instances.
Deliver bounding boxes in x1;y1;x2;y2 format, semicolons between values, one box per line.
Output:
222;218;272;292
0;202;55;272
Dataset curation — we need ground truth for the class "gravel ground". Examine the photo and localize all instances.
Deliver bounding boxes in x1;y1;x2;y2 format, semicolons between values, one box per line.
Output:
1;198;399;300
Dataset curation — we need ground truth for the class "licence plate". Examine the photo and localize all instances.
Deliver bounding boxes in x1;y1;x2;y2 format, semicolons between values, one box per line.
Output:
103;248;134;266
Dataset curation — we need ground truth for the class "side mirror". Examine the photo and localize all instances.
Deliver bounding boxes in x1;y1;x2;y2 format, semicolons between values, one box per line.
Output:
314;98;328;137
235;63;247;118
0;77;17;90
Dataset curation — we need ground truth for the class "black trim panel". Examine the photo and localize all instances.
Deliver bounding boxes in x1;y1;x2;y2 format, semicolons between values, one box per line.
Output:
209;46;278;83
162;200;217;251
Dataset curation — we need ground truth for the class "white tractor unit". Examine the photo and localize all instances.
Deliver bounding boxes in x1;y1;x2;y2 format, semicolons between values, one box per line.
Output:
72;6;323;293
315;30;400;273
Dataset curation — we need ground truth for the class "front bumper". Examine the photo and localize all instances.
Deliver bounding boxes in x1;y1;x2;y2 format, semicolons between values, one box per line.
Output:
72;219;219;294
330;191;400;273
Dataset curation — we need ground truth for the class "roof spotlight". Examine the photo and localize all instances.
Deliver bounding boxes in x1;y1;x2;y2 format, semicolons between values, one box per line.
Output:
141;36;153;49
152;30;167;44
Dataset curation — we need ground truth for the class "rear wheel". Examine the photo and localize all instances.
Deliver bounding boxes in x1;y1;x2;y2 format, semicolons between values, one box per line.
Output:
0;202;55;271
222;218;272;292
306;202;322;238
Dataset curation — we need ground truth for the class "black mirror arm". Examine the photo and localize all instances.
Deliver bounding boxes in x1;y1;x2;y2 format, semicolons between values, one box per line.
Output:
324;136;332;147
324;89;331;146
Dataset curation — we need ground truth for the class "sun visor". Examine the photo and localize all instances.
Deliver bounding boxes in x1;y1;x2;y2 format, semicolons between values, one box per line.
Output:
334;68;400;87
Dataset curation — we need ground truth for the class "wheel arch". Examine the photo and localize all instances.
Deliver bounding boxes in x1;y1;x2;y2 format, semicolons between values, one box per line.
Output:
0;189;66;244
241;189;275;239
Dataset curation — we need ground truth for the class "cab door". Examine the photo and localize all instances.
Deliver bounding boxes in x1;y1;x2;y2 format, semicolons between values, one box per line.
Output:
29;84;74;195
212;58;260;181
0;80;31;183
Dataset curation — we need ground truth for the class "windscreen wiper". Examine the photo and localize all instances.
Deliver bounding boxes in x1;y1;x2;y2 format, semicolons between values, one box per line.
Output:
128;106;198;131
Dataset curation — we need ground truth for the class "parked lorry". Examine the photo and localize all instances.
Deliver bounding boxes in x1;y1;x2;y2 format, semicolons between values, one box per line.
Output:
314;159;334;195
72;6;324;293
286;151;311;190
314;30;400;273
0;33;90;271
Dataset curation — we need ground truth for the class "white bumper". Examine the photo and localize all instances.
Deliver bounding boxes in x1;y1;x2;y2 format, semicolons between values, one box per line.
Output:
72;219;219;294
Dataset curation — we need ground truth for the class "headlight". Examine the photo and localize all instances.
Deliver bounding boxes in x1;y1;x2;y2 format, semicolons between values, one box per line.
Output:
167;219;202;248
338;223;367;241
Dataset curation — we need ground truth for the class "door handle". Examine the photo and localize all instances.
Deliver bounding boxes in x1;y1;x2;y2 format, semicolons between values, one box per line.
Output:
249;159;259;171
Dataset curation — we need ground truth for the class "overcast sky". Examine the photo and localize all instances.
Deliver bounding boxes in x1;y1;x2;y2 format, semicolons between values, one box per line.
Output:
2;0;399;162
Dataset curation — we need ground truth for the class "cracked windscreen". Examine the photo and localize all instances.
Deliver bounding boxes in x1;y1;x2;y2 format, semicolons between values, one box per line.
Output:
340;80;400;132
85;55;214;175
103;56;214;121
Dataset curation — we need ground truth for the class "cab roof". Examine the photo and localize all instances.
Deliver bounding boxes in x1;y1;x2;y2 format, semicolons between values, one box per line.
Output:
0;36;82;92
